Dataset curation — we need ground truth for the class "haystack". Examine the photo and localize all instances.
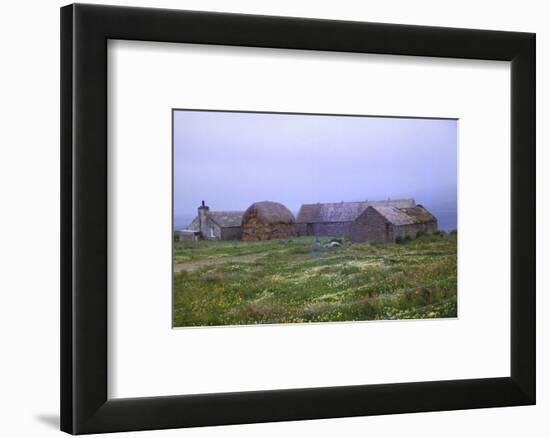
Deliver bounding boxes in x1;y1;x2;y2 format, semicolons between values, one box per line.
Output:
241;201;297;241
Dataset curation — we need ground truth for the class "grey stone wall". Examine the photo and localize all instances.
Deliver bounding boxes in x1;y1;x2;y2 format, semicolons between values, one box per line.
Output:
221;226;242;240
315;222;351;237
393;220;438;240
297;222;352;237
350;208;392;243
296;223;308;236
203;216;222;240
198;205;210;238
393;224;418;240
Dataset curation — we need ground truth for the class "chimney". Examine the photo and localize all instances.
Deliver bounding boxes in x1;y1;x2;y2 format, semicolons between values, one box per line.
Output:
198;200;210;238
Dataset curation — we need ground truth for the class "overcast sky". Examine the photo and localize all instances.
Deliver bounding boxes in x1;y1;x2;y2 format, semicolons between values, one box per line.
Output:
174;110;457;228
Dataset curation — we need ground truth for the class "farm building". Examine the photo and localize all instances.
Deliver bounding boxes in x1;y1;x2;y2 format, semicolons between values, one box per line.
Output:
241;201;297;241
178;201;244;241
350;204;438;243
296;199;416;238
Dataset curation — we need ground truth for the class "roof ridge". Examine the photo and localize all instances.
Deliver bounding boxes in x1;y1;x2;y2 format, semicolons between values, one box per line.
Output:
208;210;245;214
299;198;415;206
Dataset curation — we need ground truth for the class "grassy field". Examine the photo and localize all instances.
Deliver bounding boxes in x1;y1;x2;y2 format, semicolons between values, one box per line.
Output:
173;233;457;327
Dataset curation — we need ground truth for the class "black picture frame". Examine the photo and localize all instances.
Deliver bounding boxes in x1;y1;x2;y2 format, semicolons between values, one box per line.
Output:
60;3;536;435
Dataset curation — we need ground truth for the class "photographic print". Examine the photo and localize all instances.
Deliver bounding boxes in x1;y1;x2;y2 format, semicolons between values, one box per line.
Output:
173;110;457;327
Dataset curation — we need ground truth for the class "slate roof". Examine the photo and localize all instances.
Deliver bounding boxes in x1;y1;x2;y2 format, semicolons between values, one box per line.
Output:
370;205;436;226
370;206;416;226
399;205;437;224
296;199;415;223
185;211;244;230
208;211;244;227
186;216;200;231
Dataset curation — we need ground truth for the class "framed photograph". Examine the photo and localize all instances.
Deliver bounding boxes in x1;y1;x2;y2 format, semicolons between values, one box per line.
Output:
172;110;458;327
61;3;535;434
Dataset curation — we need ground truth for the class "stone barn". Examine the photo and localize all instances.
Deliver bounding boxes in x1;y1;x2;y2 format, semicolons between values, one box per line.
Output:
296;199;416;238
350;204;438;243
241;201;297;241
182;201;244;241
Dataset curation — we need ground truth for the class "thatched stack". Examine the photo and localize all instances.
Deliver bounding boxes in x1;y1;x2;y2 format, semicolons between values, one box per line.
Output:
241;201;297;241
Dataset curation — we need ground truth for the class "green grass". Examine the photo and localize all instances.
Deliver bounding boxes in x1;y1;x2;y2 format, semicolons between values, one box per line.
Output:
173;233;457;327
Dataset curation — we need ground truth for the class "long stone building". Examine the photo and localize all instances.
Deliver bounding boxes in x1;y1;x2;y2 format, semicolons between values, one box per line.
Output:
296;199;416;238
